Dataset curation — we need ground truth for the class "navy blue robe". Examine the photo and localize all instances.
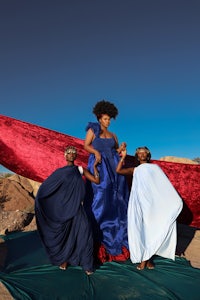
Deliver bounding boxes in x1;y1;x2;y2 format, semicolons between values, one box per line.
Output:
35;165;94;271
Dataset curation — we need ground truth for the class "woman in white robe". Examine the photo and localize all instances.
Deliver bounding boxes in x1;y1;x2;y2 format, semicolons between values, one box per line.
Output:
116;147;183;270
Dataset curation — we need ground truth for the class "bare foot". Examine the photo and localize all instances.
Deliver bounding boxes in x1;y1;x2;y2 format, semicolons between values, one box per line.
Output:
136;261;146;270
85;270;94;275
59;262;67;270
146;260;155;269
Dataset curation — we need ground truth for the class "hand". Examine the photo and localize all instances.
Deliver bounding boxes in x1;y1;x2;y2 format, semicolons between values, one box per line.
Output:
121;149;127;159
94;158;100;167
119;142;127;153
121;142;127;149
95;151;101;163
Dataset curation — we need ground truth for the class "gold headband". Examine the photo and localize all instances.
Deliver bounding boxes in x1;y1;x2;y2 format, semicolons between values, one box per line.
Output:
136;148;150;154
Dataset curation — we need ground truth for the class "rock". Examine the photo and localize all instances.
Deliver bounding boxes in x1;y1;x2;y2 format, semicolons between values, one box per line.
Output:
23;215;37;232
8;174;35;193
27;178;41;197
176;223;200;269
0;175;39;234
0;237;7;270
0;210;34;235
159;156;198;164
0;177;35;212
8;174;41;197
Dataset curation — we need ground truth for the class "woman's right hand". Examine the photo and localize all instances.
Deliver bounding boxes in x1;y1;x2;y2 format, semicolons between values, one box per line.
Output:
94;158;99;167
95;151;101;163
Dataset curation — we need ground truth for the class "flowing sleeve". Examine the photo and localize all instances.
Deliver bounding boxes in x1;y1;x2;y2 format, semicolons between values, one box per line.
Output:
85;122;101;137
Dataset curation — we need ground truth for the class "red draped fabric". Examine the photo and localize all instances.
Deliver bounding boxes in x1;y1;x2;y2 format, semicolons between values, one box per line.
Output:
1;114;200;232
0;114;88;182
151;160;200;228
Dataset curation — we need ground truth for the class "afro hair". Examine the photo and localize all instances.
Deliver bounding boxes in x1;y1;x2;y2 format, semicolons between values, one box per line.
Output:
93;100;118;120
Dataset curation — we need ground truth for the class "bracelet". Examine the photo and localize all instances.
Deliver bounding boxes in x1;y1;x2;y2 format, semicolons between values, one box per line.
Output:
94;173;99;178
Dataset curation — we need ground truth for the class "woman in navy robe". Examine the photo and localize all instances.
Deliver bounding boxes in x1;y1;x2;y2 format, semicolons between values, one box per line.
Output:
84;100;130;261
35;146;100;275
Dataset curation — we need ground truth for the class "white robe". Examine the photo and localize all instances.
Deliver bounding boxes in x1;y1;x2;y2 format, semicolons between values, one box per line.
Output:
128;163;183;263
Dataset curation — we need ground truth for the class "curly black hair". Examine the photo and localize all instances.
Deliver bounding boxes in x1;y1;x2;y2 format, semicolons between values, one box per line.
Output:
135;146;151;163
93;100;118;120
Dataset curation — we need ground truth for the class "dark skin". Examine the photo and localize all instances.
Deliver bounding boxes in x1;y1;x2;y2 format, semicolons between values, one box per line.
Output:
84;113;126;164
116;148;154;270
60;149;100;274
65;149;100;184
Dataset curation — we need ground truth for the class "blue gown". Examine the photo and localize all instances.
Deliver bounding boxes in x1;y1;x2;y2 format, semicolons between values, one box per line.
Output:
84;122;130;256
35;165;94;271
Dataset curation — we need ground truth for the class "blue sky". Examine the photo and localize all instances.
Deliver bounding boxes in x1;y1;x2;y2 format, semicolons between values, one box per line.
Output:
1;0;200;172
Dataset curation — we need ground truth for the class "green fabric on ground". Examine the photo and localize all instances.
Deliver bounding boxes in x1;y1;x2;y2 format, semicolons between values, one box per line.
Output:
0;231;200;300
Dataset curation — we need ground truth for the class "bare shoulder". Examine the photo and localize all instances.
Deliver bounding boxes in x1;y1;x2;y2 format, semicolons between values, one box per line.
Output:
85;128;95;141
111;132;118;141
87;128;94;134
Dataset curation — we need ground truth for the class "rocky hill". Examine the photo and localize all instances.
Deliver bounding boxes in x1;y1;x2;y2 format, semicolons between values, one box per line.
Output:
0;174;41;234
159;156;199;164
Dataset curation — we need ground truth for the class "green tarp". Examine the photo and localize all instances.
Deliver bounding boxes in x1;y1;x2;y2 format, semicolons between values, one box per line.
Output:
0;231;200;299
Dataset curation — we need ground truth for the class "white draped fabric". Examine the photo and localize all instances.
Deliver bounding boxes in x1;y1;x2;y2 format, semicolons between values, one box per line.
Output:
128;163;183;263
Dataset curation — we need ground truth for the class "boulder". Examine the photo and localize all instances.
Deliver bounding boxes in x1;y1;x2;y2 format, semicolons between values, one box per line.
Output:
0;210;34;235
0;175;40;233
176;223;200;269
159;156;198;164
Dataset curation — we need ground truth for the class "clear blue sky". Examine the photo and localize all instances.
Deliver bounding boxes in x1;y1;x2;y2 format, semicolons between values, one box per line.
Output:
1;0;200;172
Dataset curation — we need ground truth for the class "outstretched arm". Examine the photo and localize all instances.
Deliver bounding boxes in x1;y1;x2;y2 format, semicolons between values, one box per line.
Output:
116;149;134;176
83;159;100;184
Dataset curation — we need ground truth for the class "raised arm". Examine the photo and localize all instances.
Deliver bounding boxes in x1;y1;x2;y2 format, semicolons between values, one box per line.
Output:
117;142;127;154
112;133;127;154
116;149;134;176
84;128;101;163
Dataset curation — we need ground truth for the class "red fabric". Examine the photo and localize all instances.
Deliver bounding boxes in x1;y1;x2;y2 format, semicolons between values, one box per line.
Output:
151;160;200;228
96;245;130;263
1;114;200;231
0;114;89;182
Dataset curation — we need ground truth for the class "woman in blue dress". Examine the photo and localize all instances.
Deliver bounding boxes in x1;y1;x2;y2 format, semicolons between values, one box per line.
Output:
84;100;130;261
